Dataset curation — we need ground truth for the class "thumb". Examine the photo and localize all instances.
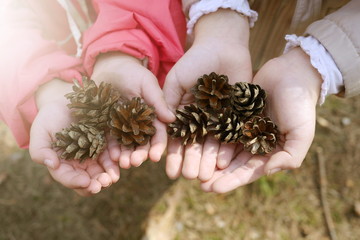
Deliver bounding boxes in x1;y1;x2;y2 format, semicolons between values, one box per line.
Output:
162;70;184;114
264;127;314;175
142;76;176;123
29;121;60;169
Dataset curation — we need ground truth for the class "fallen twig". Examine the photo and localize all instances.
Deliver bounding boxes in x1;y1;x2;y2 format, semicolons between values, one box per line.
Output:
317;147;338;240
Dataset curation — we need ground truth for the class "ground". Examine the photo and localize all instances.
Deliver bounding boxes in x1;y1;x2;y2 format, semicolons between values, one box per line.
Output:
0;95;359;240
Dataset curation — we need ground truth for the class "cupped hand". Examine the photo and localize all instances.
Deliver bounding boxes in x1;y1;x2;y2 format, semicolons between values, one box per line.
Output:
201;48;322;193
91;52;174;168
163;9;252;181
29;80;120;196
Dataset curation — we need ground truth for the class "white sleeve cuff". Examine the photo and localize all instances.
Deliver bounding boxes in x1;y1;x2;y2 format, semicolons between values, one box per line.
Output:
187;0;258;35
284;34;344;105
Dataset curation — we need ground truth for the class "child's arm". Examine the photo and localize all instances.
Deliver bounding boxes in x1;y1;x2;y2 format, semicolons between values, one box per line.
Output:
0;2;119;195
202;48;322;193
81;0;187;165
30;78;120;196
0;1;82;149
163;8;252;181
202;0;360;193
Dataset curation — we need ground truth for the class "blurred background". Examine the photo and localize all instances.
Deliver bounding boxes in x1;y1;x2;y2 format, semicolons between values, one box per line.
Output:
0;94;359;240
1;0;359;239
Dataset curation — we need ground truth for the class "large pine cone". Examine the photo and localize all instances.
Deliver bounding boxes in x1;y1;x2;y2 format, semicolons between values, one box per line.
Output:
207;108;243;143
191;72;232;112
109;97;156;147
239;116;278;155
231;82;266;118
168;104;209;145
65;76;120;128
53;123;107;162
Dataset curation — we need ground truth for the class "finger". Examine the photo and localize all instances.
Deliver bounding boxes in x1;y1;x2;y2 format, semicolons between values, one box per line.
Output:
200;151;251;192
210;155;267;193
96;172;112;188
99;150;120;183
119;146;132;169
149;119;167;162
86;179;103;194
264;128;314;175
130;143;150;167
165;138;184;179
85;161;106;178
48;164;90;189
162;71;184;112
141;76;175;123
29;125;60;169
182;142;202;179
198;137;220;181
107;136;121;162
216;143;237;169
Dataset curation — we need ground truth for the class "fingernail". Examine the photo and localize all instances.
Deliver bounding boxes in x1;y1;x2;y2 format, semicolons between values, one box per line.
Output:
44;159;55;169
267;168;282;176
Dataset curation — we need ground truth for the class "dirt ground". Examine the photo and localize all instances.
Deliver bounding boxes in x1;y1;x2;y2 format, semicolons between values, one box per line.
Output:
0;95;359;240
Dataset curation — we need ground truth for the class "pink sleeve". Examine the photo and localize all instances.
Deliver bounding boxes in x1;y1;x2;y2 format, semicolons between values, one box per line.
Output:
0;3;82;148
82;0;186;87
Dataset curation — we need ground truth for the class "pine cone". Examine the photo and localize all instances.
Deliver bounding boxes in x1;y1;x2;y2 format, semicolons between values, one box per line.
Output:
191;72;232;112
231;82;266;118
52;123;107;162
109;97;156;148
207;108;243;143
65;76;120;128
168;104;209;145
239;116;278;155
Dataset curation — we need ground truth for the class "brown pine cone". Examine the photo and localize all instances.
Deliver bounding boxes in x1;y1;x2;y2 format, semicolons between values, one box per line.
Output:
207;108;243;143
52;123;107;162
239;116;278;155
65;76;120;128
191;72;232;112
168;104;209;145
109;97;156;148
231;82;266;118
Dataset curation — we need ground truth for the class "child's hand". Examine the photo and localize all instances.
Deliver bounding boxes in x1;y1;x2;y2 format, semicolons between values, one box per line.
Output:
91;52;174;168
201;48;322;193
163;9;252;181
29;79;120;196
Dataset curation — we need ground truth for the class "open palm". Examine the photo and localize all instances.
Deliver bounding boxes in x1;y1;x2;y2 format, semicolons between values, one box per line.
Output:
164;40;252;181
91;53;174;169
201;49;322;193
29;95;120;196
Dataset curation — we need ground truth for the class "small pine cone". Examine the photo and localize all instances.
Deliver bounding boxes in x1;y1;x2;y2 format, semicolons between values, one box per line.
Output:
168;104;209;145
239;116;278;155
65;76;120;128
191;72;232;112
109;97;156;148
207;108;244;143
231;82;266;118
52;123;107;162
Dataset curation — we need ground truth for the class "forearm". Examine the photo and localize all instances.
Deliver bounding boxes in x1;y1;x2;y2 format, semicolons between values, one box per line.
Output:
305;0;360;97
193;9;250;47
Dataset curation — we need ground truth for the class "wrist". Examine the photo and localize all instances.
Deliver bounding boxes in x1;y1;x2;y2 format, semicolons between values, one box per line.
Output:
35;79;73;110
193;9;250;47
281;48;322;104
92;52;143;84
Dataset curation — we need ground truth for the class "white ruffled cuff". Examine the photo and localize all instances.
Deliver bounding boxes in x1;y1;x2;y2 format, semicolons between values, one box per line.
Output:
187;0;258;35
284;34;344;105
